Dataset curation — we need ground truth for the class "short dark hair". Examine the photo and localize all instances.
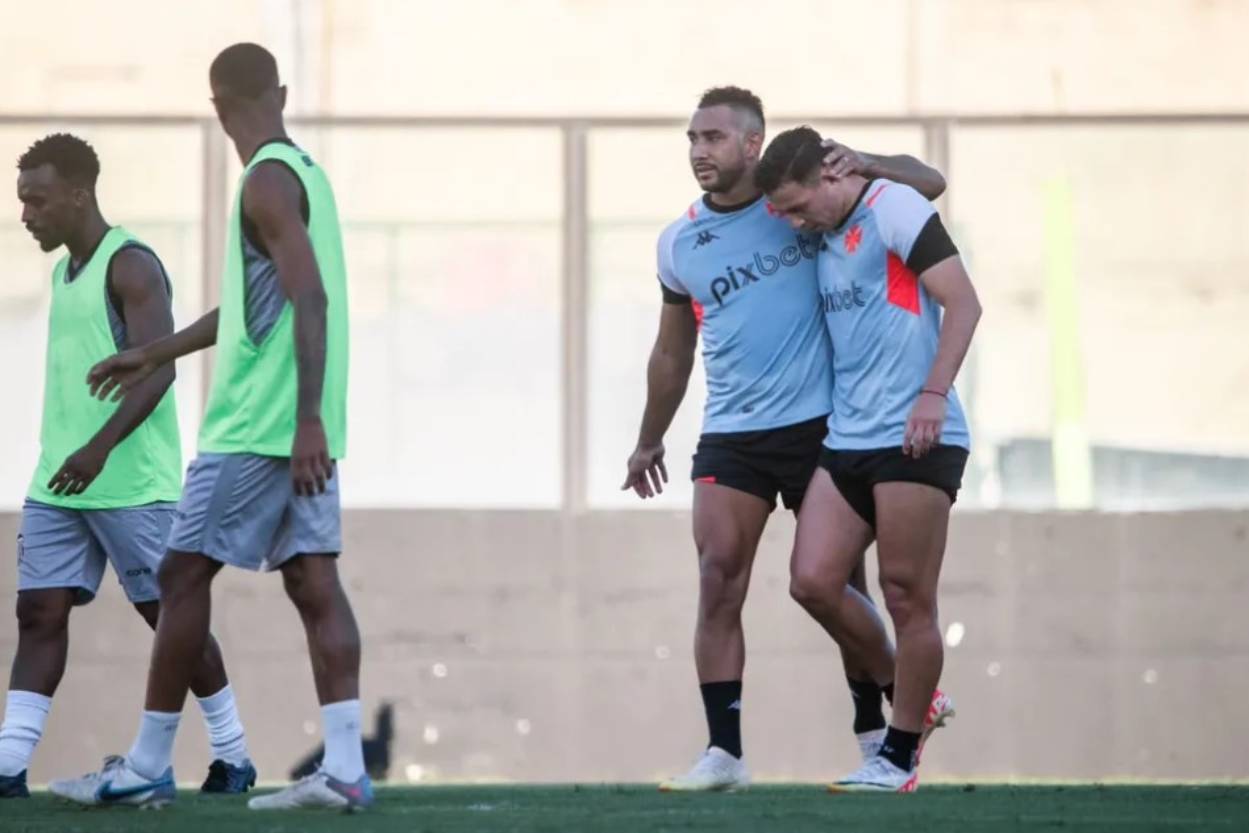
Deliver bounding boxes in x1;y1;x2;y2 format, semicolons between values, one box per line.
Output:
754;126;829;193
210;42;279;98
17;133;100;188
697;86;765;133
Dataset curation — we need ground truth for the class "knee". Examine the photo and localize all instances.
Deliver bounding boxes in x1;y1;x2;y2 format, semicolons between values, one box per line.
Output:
789;567;833;611
879;575;934;630
156;553;214;602
697;550;749;615
282;560;337;613
15;593;71;637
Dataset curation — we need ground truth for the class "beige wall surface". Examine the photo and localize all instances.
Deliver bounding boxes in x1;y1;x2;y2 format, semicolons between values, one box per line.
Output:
2;0;1247;116
3;508;1246;785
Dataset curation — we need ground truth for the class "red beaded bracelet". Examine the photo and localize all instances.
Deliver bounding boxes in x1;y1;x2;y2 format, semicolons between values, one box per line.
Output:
921;388;948;399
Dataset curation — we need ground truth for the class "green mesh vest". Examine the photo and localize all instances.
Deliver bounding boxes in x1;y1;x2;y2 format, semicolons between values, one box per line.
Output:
29;227;182;508
198;141;349;458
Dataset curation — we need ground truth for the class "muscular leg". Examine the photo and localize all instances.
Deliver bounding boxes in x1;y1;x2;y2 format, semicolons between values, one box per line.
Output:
132;598;251;776
280;553;364;784
0;590;74;778
788;470;895;687
680;481;773;762
837;559;887;685
280;554;361;705
8;590;75;697
133;601;229;700
143;551;222;713
692;483;771;685
873;482;951;734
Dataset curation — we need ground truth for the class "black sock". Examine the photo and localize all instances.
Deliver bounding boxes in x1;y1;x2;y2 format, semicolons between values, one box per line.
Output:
882;682;895;706
700;681;743;759
878;725;921;772
846;677;886;734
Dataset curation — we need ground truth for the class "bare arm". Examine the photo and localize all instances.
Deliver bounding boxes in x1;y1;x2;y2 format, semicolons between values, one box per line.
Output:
823;141;948;201
145;308;219;364
904;254;982;457
50;249;175;496
87;307;217;401
622;300;698;498
918;255;981;394
243;160;332;495
862;153;947;201
638;302;699;446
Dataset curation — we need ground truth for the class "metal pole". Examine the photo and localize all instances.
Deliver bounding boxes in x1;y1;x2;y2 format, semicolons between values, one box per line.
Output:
560;123;590;515
923;118;952;217
199;122;228;409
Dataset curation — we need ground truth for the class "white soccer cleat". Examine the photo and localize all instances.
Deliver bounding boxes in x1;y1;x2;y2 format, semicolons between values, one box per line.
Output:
48;755;176;808
918;688;956;763
856;728;887;764
659;746;750;792
248;769;374;811
828;755;917;794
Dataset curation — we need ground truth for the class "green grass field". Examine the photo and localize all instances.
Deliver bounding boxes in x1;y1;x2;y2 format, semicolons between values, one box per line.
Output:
6;784;1249;833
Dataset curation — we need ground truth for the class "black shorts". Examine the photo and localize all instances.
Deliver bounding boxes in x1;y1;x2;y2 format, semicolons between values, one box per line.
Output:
690;415;829;512
820;445;970;529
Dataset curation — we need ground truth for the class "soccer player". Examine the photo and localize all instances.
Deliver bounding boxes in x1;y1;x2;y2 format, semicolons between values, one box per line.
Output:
755;126;981;792
622;87;950;791
0;134;255;799
50;43;369;811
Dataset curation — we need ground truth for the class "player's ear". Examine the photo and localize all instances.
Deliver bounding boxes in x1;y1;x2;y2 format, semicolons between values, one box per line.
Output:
277;85;288;112
745;130;764;161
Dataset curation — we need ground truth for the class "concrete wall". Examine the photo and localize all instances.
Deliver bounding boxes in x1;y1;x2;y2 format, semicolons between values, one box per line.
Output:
3;508;1246;785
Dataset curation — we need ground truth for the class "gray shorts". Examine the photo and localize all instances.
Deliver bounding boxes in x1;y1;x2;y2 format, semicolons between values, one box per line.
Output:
17;500;174;606
166;453;342;572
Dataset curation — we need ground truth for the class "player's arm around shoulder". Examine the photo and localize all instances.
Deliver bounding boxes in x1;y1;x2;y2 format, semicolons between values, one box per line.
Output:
822;141;946;201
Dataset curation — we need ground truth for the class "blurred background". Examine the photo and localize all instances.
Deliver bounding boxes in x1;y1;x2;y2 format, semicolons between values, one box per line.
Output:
0;0;1246;786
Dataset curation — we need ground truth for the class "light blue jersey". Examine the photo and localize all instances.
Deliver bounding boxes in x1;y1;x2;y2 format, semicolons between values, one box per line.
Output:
817;180;970;450
657;195;833;434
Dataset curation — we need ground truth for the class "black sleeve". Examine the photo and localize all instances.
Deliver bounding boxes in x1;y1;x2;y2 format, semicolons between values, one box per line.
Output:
906;214;959;275
659;277;691;305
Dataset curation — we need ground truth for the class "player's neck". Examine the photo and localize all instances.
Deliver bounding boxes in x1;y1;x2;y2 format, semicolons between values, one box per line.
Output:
831;175;870;230
232;120;290;165
65;212;110;263
706;179;761;210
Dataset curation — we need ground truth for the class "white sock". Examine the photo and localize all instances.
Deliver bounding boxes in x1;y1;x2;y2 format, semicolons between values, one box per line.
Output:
320;699;365;782
196;685;250;766
127;710;181;780
0;690;51;776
